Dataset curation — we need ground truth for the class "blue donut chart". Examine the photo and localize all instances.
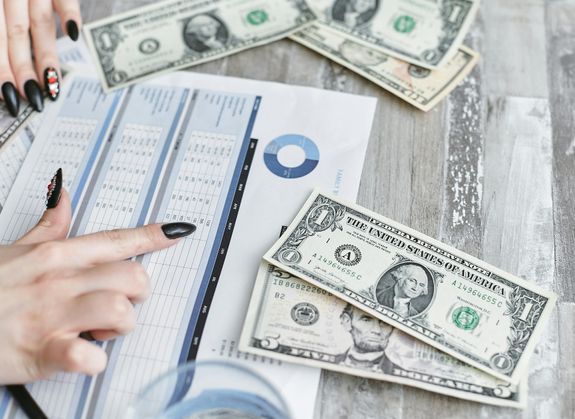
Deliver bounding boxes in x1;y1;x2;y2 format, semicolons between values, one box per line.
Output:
263;134;320;179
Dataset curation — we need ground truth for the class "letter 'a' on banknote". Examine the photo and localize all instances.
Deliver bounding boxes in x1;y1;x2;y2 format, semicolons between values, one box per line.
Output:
83;0;317;92
263;190;557;384
239;262;527;408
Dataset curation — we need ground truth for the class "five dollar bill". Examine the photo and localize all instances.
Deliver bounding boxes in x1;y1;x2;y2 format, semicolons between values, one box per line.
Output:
240;262;526;407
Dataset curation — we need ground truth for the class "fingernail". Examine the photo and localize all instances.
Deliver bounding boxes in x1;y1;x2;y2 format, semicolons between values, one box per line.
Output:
66;20;79;42
79;332;95;341
44;67;60;101
46;168;62;209
161;222;196;239
24;80;44;112
1;82;20;117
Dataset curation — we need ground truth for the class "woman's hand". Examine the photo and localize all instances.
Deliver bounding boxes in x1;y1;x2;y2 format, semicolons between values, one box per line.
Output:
0;0;81;116
0;173;195;385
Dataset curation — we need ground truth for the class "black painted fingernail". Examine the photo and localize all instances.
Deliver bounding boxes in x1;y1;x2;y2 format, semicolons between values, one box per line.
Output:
44;67;60;101
24;80;44;112
1;82;20;117
161;222;196;239
46;168;62;209
79;331;95;341
66;20;79;42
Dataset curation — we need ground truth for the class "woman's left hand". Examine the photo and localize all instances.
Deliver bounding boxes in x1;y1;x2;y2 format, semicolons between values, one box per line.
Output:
0;0;82;116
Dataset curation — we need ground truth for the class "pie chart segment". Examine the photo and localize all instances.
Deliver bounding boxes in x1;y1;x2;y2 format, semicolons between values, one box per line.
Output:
263;134;320;179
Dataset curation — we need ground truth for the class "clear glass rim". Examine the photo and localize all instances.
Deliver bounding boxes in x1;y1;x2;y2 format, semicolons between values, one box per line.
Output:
131;359;292;418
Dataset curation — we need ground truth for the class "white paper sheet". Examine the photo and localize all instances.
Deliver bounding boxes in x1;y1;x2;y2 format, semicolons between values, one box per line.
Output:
0;67;375;418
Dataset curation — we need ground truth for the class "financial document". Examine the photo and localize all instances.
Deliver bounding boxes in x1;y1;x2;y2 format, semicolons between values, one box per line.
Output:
0;71;375;418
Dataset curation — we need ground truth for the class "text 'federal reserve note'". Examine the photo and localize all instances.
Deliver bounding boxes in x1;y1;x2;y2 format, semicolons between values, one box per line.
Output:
240;262;526;407
263;190;557;384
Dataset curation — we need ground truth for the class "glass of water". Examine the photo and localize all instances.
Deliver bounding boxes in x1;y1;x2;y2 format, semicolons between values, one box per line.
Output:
125;360;291;419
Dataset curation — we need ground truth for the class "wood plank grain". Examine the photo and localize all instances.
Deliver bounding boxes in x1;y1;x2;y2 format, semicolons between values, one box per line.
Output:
546;2;575;417
558;302;575;418
441;27;485;258
482;97;556;418
79;0;117;22
480;0;548;98
546;0;575;303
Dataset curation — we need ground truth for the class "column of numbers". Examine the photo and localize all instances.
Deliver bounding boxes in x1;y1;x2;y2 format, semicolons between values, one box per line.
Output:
83;124;163;234
104;131;238;413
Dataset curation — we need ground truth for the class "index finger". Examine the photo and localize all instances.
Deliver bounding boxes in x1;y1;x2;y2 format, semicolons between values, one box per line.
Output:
65;222;196;265
53;0;82;41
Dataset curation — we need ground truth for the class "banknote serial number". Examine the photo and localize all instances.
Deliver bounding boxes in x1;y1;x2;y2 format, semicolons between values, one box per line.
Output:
452;280;504;307
272;278;329;295
311;253;362;279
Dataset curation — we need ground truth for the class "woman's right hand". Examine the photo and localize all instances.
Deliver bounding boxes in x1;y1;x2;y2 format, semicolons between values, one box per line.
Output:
0;181;195;385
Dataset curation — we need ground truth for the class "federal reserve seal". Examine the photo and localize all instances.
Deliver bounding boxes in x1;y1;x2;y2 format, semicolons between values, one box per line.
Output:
291;303;319;326
452;306;480;330
139;38;160;55
334;244;362;266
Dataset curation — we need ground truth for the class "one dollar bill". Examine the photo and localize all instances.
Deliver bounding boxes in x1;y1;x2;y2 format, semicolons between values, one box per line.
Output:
240;263;525;407
309;0;479;69
290;23;478;111
83;0;316;92
263;190;557;384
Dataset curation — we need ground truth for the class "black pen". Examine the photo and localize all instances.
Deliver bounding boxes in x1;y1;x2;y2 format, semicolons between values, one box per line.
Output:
6;385;48;419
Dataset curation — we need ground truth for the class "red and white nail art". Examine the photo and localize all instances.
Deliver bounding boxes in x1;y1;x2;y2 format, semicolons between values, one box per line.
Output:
46;168;62;209
44;67;60;101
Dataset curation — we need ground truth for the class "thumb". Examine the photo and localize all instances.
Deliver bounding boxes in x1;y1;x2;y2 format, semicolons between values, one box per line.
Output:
17;170;71;244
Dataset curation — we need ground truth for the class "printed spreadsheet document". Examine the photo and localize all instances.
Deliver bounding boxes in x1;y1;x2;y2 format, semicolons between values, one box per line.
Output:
0;70;376;419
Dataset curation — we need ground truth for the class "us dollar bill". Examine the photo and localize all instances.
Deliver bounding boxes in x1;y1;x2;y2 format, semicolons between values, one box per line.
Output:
309;0;479;69
240;263;525;407
263;190;557;384
83;0;316;92
290;23;478;111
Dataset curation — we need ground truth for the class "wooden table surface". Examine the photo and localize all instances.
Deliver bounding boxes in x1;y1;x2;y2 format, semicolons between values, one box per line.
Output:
78;1;574;417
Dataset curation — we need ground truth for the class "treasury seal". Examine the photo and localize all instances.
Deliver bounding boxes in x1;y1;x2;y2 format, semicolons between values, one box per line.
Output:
452;306;480;330
334;244;362;266
291;303;320;326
